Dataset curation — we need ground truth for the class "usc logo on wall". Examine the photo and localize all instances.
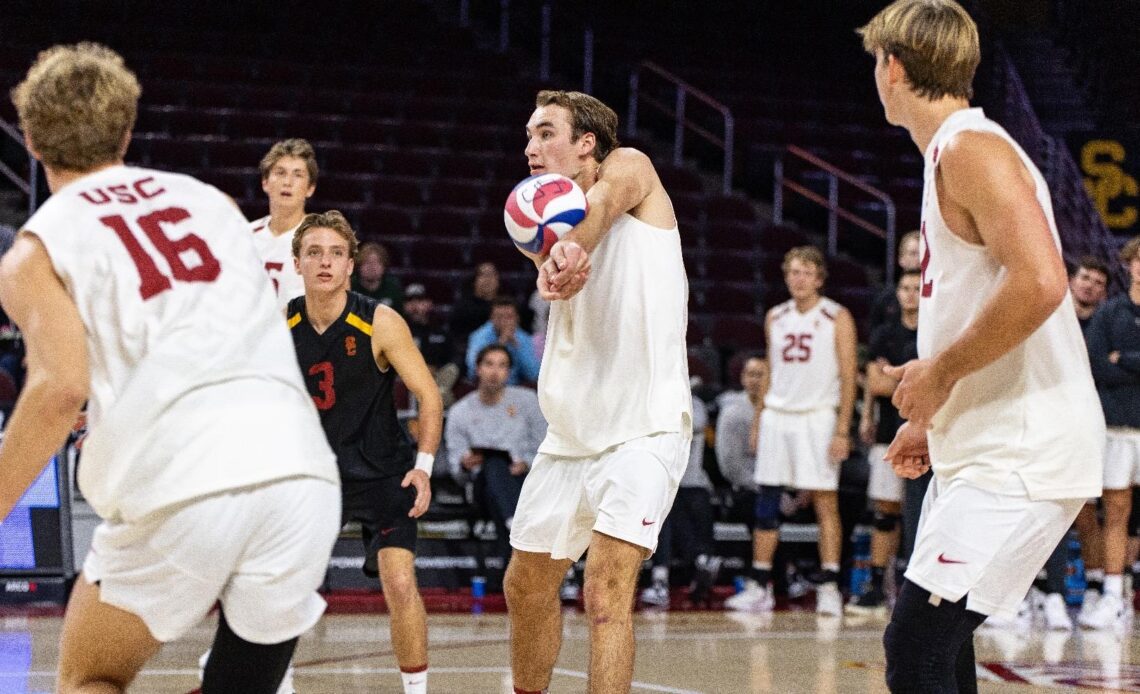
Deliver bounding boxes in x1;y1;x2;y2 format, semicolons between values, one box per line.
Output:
1078;137;1138;231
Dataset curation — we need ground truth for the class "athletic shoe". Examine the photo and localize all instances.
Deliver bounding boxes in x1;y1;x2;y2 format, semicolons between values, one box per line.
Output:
640;579;670;607
980;598;1032;630
1079;592;1127;630
559;569;581;603
724;580;774;612
1040;593;1073;631
844;585;887;616
1076;589;1100;626
688;555;721;605
815;582;843;617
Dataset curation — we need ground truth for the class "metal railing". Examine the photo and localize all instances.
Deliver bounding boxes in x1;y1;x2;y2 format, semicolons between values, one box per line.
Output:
627;61;735;195
773;144;898;285
0;118;37;216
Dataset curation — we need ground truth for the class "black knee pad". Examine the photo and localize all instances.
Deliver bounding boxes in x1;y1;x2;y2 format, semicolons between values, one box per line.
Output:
202;610;299;694
873;512;901;533
883;580;986;693
753;485;782;531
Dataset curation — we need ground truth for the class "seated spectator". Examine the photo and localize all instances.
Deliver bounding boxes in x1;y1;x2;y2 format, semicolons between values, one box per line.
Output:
446;345;547;575
465;297;540;385
450;262;500;339
352;241;404;312
404;283;460;408
640;393;719;607
715;353;767;541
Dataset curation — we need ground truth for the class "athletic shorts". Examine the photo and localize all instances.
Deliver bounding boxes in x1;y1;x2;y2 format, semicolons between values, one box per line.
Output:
753;408;839;491
342;475;418;577
83;476;341;644
510;431;688;560
867;443;903;503
905;474;1083;619
1102;427;1140;489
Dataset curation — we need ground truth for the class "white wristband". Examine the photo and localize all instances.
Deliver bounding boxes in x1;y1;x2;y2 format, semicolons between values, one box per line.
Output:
414;452;435;475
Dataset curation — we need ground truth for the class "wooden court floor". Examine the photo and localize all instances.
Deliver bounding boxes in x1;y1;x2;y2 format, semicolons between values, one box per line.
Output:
3;605;1140;693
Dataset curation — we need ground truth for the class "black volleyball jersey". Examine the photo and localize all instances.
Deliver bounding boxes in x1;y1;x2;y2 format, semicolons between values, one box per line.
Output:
288;291;413;480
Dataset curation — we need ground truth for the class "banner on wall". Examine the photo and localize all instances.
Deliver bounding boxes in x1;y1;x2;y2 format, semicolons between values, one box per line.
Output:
1069;133;1140;236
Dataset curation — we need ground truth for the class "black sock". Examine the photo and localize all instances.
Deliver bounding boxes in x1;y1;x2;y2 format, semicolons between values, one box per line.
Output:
750;566;772;586
871;566;886;591
819;569;840;586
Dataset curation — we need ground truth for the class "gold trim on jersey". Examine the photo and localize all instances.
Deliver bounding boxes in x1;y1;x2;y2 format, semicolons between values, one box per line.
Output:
287;313;302;329
346;312;373;336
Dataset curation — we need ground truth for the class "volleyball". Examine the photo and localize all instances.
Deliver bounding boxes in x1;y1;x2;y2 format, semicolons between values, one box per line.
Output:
503;173;588;255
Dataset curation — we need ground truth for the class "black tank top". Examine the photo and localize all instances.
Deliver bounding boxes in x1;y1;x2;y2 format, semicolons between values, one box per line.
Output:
288;291;413;480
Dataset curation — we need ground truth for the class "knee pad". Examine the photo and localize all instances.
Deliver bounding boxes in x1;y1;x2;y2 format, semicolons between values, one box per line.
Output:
873;512;900;533
202;610;299;694
753;485;782;531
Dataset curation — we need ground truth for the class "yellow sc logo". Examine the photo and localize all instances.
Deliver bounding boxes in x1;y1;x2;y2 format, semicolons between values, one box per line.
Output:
1082;139;1138;229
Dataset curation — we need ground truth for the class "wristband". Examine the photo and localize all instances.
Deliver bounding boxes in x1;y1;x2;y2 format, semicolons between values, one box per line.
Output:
414;452;435;475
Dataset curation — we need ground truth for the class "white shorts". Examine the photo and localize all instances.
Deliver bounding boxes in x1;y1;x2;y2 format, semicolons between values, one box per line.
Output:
753;408;838;491
83;476;341;643
1103;427;1140;489
905;474;1083;618
510;432;687;560
867;443;903;503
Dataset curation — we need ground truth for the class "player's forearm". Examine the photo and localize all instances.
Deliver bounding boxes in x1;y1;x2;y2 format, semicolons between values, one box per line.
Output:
933;268;1065;385
0;375;85;515
837;380;856;435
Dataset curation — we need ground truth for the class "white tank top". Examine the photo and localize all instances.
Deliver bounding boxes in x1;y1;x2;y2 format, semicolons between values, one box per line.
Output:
764;297;842;412
919;108;1104;500
250;215;304;313
538;213;692;472
25;165;338;522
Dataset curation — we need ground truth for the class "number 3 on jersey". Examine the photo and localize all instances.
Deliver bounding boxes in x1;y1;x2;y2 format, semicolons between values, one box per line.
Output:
309;361;336;410
100;207;221;300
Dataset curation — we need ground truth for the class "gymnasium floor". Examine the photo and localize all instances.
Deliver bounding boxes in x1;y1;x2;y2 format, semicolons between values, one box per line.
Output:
2;594;1139;693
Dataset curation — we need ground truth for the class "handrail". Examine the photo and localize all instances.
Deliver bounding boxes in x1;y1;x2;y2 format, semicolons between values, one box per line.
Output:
774;144;898;285
0;118;37;215
627;61;735;195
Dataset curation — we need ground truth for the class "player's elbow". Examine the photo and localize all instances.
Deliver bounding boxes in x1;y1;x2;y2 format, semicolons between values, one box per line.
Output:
24;371;87;419
1032;267;1068;315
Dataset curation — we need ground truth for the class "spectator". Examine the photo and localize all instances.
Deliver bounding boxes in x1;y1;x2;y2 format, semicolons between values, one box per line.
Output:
465;297;540;385
446;345;547;574
641;393;720;607
450;262;500;338
715;354;768;520
1070;255;1111;329
352;242;404;312
404;283;460;408
868;230;920;332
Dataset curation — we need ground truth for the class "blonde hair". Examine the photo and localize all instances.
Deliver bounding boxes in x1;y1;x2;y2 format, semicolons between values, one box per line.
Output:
782;246;828;282
1121;236;1140;265
259;138;319;186
293;210;359;260
858;0;980;100
11;43;140;171
535;90;620;162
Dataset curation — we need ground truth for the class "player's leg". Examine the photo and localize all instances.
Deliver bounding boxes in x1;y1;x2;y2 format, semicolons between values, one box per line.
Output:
726;487;780;611
883;579;986;694
812;489;844;615
57;575;161;694
1088;486;1132;627
504;549;574;692
583;531;647;694
201;608;298;694
377;547;429;687
850;498;902;615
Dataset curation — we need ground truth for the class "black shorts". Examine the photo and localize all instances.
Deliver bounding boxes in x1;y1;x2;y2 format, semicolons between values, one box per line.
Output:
342;475;418;577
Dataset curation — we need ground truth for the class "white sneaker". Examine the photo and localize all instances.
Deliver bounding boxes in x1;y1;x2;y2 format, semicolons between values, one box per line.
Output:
725;580;774;612
981;598;1032;630
815;582;842;617
1040;593;1073;631
1080;592;1126;630
1076;589;1101;626
640;579;670;607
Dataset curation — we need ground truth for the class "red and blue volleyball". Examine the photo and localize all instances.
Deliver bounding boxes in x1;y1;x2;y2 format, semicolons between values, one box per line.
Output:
503;173;588;255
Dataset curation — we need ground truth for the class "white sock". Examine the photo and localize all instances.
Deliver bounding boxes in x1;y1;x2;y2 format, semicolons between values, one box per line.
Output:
1104;574;1124;598
821;563;840;573
752;561;772;571
401;666;427;694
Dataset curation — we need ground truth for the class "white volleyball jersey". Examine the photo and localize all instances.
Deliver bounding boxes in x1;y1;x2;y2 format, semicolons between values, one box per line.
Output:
24;165;338;522
250;215;304;313
538;213;692;472
919;108;1104;501
764;297;842;412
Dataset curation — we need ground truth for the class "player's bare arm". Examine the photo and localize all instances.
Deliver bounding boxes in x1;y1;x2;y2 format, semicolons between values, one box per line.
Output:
887;131;1067;424
830;307;858;464
373;305;441;518
0;234;89;518
541;149;670;300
